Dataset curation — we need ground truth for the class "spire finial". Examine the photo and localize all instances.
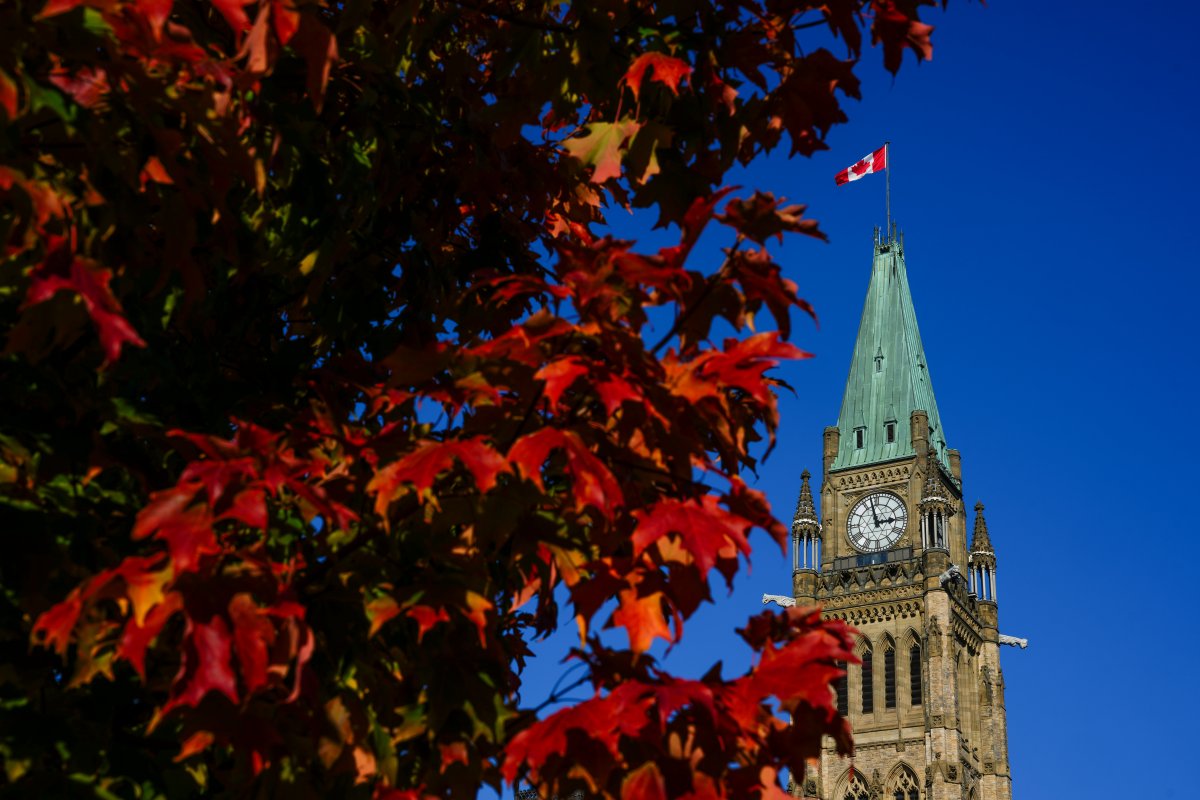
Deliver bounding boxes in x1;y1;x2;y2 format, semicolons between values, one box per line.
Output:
971;501;993;553
792;470;819;535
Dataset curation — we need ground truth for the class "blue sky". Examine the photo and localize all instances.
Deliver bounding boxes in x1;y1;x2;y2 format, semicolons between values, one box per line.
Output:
513;3;1200;798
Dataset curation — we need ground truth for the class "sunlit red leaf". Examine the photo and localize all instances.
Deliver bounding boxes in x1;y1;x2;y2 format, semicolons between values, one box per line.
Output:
534;356;590;410
368;437;509;515
622;761;667;800
31;590;84;657
271;0;300;45
159;617;240;719
501;682;652;783
228;593;276;694
632;496;752;577
213;0;253;34
406;604;450;642
119;592;183;679
508;428;622;518
623;53;693;101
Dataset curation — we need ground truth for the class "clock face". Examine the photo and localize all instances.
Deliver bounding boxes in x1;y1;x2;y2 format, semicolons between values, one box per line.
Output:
847;492;909;552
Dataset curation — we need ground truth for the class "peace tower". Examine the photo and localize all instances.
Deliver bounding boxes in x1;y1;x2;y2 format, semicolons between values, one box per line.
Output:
769;226;1022;800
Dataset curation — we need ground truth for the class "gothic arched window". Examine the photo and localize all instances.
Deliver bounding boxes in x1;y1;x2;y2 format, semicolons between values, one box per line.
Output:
843;771;870;800
889;766;920;800
884;643;896;709
909;644;923;706
860;649;874;714
835;662;848;716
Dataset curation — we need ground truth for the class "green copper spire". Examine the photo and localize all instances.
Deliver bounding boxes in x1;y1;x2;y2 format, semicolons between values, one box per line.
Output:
831;228;949;471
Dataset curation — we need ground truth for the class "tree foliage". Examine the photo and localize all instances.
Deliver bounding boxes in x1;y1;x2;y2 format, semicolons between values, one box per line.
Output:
0;1;945;797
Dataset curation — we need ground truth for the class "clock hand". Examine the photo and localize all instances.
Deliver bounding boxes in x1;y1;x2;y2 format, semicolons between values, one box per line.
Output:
870;499;881;527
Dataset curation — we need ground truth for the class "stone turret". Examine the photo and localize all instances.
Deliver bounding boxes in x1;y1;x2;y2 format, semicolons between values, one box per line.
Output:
969;502;997;602
791;470;822;604
918;450;955;551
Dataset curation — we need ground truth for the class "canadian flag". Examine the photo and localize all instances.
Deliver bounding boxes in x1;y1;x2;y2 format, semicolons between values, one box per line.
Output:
835;145;887;185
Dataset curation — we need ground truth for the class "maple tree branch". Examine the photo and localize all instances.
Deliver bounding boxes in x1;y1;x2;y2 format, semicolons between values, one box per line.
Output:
606;457;715;495
531;674;590;713
447;0;575;33
649;237;744;355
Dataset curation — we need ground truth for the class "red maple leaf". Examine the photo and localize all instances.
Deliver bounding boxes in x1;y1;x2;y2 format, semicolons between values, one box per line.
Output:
24;250;146;365
508;428;622;518
632;496;752;577
622;762;667;800
623;53;693;101
613;585;674;653
368;437;509;515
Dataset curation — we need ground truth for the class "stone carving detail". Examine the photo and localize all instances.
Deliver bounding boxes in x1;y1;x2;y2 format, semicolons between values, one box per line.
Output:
927;615;942;657
836;465;910;489
999;633;1029;649
762;593;796;608
823;600;921;627
980;665;994;706
938;564;962;586
870;770;884;798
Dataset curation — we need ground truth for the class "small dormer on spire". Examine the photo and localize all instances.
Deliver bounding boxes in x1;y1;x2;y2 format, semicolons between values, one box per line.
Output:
792;470;822;572
969;502;998;602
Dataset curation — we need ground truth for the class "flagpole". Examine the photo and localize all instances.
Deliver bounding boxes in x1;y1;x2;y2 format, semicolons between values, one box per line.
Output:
885;140;891;241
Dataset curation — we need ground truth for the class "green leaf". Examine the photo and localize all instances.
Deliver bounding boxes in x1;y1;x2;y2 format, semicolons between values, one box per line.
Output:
562;118;641;184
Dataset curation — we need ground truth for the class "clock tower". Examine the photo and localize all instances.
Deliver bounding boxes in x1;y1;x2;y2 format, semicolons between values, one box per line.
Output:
784;226;1018;800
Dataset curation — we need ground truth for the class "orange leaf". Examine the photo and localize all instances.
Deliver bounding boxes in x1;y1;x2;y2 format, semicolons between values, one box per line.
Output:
613;586;672;653
462;592;491;648
174;731;215;762
439;742;468;770
622;762;667;800
140;156;173;187
365;595;401;638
